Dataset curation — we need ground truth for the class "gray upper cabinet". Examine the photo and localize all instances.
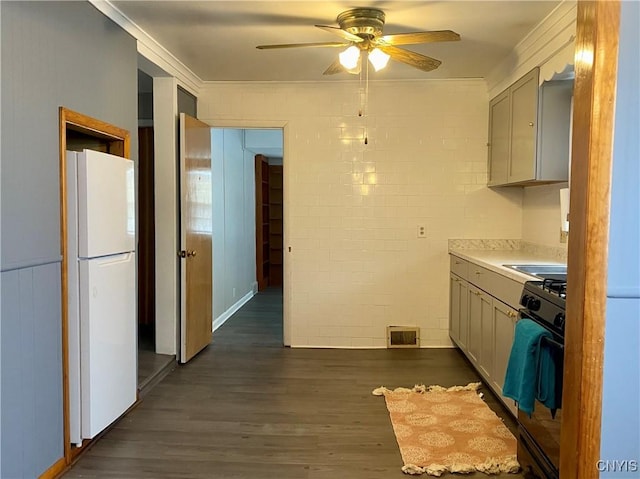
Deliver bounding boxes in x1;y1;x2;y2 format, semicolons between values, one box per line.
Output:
488;67;573;186
487;89;511;185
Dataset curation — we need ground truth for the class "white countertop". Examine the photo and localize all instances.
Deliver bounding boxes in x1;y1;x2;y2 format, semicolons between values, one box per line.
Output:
449;249;567;284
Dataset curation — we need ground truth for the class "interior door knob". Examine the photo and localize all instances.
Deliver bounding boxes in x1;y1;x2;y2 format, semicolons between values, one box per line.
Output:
187;250;197;257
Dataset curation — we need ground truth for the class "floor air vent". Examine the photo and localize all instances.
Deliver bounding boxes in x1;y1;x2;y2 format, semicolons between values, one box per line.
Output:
387;326;420;348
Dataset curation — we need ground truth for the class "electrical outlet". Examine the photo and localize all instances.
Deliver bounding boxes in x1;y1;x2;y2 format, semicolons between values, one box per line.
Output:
417;225;426;238
560;230;569;243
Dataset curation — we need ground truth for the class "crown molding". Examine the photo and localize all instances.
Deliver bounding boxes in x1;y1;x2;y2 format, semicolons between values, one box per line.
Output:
88;0;203;96
486;0;577;98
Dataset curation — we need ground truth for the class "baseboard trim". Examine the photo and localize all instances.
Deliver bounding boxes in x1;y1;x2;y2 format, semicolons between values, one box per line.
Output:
213;290;255;332
138;355;177;398
288;344;457;349
39;456;66;479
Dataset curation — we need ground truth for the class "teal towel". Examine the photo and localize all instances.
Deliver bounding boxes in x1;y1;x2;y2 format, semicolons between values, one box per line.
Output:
537;338;560;411
503;318;552;415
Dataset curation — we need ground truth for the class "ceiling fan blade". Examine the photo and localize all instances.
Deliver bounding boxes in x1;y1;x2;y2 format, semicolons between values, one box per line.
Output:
377;45;442;72
380;30;460;46
323;59;346;75
315;25;363;43
257;41;349;50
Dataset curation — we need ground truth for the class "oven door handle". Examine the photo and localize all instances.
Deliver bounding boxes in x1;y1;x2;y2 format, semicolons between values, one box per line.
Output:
541;335;564;352
519;310;564;348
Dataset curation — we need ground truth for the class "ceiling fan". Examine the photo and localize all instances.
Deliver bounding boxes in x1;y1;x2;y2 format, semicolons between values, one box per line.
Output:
256;8;460;75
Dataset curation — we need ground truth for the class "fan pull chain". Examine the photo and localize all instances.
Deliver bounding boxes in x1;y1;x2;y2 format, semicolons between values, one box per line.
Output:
358;62;364;117
364;53;369;145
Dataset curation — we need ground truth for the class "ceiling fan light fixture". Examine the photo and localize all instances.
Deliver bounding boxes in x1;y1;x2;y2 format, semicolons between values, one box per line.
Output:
368;48;390;71
339;45;360;69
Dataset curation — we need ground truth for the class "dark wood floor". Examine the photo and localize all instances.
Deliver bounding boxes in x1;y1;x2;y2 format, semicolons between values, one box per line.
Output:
63;288;523;478
137;327;175;393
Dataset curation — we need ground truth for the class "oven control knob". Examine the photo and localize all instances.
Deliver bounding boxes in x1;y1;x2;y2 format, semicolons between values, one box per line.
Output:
521;294;530;307
527;298;541;311
554;313;566;330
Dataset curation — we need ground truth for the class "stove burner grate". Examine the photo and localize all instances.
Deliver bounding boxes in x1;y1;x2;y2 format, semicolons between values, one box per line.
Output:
542;278;567;298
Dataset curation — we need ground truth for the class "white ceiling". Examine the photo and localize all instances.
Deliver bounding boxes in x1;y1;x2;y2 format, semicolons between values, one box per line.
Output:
113;1;561;82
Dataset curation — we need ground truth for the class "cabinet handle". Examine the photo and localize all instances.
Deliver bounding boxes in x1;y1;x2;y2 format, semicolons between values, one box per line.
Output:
474;291;482;296
507;311;517;318
475;271;481;275
452;278;459;282
528;122;534;127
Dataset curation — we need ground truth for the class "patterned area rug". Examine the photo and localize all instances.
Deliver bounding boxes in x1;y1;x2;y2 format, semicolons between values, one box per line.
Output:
373;382;520;476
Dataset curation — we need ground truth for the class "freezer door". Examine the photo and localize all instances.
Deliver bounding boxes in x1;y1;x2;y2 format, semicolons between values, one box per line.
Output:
77;149;135;258
80;252;137;439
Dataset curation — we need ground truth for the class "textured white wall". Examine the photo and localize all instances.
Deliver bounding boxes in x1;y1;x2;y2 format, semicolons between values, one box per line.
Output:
521;183;569;248
200;80;523;347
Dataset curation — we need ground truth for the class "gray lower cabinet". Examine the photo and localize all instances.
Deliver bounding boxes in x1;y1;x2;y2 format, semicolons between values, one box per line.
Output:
479;291;494;380
491;299;518;416
449;273;469;350
467;285;483;364
449;254;522;417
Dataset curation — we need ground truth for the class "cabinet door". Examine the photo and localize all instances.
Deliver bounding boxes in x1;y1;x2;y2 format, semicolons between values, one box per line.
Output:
449;274;469;351
449;274;461;343
458;279;469;351
467;285;483;365
487;89;511;186
479;292;494;379
509;68;539;183
492;300;518;416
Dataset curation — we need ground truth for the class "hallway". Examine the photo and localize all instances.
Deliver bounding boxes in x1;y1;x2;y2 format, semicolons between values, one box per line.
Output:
63;288;521;478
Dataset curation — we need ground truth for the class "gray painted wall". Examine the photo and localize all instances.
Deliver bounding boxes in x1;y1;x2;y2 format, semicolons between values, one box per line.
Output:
0;2;138;476
177;86;197;117
211;129;257;322
600;1;640;477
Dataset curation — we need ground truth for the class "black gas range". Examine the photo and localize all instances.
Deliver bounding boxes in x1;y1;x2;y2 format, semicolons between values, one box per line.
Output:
517;277;567;479
520;278;566;338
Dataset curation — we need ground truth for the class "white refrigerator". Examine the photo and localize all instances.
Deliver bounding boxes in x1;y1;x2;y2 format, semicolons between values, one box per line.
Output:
67;149;137;445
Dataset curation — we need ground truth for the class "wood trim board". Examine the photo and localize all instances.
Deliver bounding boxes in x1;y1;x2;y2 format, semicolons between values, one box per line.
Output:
55;107;130;476
560;1;620;478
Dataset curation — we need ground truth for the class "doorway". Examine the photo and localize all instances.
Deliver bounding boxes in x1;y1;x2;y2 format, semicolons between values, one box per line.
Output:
136;70;173;390
210;127;285;341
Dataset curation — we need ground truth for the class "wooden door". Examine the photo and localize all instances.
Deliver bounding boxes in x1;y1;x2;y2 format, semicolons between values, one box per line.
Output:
255;155;269;291
179;113;213;363
137;127;155;337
